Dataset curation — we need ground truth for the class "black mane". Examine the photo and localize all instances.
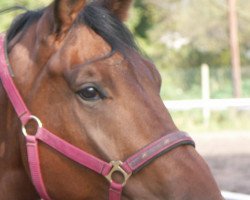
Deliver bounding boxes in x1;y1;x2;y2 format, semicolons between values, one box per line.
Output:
6;3;139;57
7;9;44;43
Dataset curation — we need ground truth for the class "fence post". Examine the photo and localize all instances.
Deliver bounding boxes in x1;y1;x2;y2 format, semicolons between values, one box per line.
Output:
201;64;210;125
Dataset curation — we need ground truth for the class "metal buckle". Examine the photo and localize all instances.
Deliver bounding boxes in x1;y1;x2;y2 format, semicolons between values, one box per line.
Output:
105;161;132;186
22;115;42;136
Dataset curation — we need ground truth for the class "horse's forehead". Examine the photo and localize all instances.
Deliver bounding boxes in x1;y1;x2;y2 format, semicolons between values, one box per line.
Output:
52;26;156;84
57;27;130;70
62;26;112;62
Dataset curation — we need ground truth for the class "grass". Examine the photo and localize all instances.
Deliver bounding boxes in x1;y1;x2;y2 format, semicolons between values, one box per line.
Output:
169;109;250;133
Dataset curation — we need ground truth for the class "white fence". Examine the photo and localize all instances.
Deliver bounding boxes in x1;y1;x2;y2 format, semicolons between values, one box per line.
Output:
222;191;250;200
163;64;250;123
164;98;250;124
164;98;250;111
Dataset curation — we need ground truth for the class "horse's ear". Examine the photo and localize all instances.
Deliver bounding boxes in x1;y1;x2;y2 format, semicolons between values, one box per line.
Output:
53;0;86;36
99;0;133;21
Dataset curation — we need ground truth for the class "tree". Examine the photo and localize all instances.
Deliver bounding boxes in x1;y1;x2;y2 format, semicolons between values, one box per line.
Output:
228;0;241;97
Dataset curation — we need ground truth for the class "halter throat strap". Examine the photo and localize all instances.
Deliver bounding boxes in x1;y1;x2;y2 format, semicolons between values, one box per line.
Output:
0;36;195;200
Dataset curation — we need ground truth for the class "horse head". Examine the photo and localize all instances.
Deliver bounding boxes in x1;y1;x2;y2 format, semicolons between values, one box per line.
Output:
0;0;223;199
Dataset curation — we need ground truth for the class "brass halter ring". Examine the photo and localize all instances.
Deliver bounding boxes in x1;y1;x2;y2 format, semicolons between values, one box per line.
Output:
22;115;43;136
105;161;132;186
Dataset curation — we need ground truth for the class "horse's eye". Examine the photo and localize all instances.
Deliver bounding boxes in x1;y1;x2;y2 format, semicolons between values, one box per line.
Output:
77;86;103;101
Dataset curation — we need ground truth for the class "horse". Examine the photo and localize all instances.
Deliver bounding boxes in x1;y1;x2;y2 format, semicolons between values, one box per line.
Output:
0;0;224;199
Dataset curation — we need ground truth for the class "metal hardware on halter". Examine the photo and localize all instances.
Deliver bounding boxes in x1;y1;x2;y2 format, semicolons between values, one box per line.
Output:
105;161;132;186
22;115;43;136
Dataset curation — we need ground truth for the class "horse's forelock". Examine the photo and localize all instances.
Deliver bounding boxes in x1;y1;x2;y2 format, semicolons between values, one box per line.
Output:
5;2;140;60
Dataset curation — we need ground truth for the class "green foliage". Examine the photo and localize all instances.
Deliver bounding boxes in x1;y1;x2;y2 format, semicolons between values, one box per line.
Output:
0;0;50;32
171;109;250;132
128;0;250;70
160;66;250;100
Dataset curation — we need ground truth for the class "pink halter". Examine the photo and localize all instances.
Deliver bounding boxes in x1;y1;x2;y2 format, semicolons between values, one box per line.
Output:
0;36;195;200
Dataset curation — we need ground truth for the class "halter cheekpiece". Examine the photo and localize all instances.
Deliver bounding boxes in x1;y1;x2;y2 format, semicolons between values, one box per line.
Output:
0;36;195;200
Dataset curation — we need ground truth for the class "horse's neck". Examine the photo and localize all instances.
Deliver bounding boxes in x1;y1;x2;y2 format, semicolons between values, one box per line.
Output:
0;86;38;200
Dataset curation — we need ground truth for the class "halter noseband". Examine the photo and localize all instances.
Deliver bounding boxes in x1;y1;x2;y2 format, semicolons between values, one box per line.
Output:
0;36;195;200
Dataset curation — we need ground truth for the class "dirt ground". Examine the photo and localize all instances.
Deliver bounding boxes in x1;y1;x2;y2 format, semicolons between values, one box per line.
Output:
192;132;250;194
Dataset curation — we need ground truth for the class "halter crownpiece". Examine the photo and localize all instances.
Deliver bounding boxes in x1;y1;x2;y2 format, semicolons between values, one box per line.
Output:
0;36;195;200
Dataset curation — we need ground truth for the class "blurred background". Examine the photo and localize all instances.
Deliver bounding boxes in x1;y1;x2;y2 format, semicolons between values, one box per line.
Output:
0;0;250;197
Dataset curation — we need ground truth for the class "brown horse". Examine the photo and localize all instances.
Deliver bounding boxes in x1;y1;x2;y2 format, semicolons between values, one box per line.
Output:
0;0;224;199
